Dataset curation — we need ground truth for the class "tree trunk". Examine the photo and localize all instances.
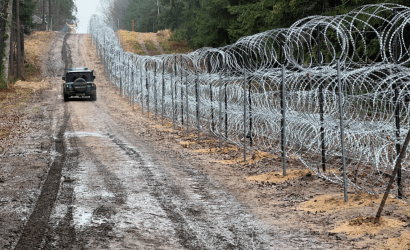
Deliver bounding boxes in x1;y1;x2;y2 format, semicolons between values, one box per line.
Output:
17;0;21;78
49;0;51;31
2;0;14;86
10;24;15;78
42;0;45;30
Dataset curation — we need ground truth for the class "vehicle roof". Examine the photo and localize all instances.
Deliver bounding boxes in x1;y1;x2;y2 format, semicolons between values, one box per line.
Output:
67;70;93;73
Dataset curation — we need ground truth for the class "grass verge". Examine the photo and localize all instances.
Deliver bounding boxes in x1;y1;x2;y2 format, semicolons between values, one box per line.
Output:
0;31;54;153
119;29;193;55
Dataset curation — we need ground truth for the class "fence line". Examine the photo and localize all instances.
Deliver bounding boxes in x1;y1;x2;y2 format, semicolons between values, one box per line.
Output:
89;3;410;204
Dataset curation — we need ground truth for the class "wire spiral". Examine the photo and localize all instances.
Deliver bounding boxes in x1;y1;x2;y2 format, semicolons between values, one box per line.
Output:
89;3;410;203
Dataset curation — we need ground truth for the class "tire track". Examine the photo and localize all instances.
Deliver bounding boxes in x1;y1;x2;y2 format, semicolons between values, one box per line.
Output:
14;32;74;250
62;33;72;74
14;106;71;250
108;133;273;249
151;35;165;54
138;33;150;56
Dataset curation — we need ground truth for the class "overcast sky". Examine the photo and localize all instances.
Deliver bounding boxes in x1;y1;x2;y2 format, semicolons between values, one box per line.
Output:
75;0;100;33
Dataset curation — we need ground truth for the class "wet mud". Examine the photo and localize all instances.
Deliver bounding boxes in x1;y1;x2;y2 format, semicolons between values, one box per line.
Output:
0;33;343;249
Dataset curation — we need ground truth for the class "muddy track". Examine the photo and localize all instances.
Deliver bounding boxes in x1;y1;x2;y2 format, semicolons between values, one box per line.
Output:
62;33;72;73
5;33;340;249
138;33;150;56
14;32;77;250
14;107;71;249
108;133;271;249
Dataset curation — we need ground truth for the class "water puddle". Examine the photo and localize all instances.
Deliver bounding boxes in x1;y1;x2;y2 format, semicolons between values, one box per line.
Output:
73;206;93;227
64;131;108;138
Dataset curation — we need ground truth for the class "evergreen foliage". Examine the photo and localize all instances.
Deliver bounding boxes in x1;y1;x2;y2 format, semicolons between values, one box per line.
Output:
51;0;77;30
109;0;410;49
18;0;37;33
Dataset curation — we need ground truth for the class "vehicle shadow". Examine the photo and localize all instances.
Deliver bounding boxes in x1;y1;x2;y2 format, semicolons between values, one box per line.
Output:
66;97;94;102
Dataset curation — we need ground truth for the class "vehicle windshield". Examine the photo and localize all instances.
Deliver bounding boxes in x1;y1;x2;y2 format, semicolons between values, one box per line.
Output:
66;72;93;82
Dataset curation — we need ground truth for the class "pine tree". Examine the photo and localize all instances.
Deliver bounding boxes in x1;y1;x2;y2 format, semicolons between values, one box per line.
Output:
2;0;14;86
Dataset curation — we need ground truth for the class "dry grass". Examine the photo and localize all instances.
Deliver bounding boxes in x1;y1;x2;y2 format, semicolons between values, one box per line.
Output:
24;31;56;81
118;29;193;55
1;30;53;108
0;31;54;152
118;30;144;55
168;40;193;54
144;40;161;55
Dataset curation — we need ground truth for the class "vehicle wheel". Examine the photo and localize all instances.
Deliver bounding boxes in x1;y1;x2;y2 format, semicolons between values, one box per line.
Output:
90;91;97;101
63;88;69;102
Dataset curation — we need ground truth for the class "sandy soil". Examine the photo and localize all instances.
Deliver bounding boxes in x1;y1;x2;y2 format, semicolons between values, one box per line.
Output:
0;32;409;249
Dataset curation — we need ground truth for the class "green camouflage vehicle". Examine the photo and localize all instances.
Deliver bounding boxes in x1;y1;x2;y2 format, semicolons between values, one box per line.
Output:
62;67;97;102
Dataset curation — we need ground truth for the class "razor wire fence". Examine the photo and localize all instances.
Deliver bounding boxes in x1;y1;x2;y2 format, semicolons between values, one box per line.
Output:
89;3;410;204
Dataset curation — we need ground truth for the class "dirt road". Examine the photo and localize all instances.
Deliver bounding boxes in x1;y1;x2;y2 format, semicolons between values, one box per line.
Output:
0;33;343;249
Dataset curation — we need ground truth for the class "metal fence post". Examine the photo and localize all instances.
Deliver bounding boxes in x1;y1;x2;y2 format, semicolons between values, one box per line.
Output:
281;62;287;176
128;57;131;105
225;80;228;139
317;25;326;172
120;66;123;98
243;69;247;162
162;60;165;126
186;73;189;135
393;8;402;199
249;77;253;147
219;68;223;151
146;62;150;117
114;61;117;95
130;58;132;106
196;70;200;143
376;127;410;220
208;57;215;131
154;61;157;120
337;59;348;202
141;63;144;114
181;55;184;125
171;72;175;129
174;56;177;125
132;70;135;111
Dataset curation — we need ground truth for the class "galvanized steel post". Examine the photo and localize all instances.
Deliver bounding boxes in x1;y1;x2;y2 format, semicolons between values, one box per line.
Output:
281;62;287;176
154;61;157;120
140;63;144;114
317;25;326;172
162;61;165;126
243;69;247;162
196;70;200;143
180;56;184;125
186;73;189;135
337;59;348;202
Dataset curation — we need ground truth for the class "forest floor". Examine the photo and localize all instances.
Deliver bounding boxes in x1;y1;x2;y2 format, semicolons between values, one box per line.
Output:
0;31;409;249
